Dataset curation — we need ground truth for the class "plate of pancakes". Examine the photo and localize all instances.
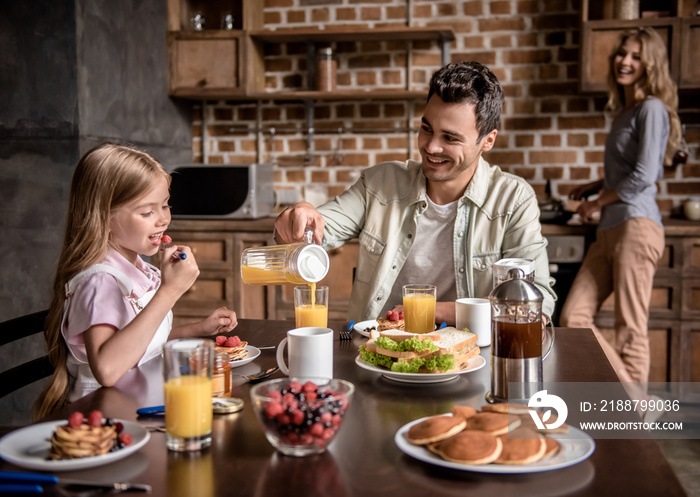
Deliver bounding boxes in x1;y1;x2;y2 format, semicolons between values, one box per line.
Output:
394;404;595;473
0;419;149;471
355;354;486;383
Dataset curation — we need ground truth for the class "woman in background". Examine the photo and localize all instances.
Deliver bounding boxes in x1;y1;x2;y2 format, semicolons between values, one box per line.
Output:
560;27;680;389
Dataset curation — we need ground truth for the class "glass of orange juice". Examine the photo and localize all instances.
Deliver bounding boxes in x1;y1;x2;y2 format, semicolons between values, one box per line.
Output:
294;285;329;328
163;339;213;451
403;284;437;334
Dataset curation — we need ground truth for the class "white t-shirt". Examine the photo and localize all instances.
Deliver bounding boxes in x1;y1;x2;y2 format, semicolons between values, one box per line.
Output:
385;195;458;311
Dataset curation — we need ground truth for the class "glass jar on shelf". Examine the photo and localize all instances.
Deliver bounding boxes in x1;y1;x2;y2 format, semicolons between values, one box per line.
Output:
316;47;337;92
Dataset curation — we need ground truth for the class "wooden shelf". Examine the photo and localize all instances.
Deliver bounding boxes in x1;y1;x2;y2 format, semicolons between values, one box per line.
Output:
249;25;456;43
168;89;428;101
247;89;428;101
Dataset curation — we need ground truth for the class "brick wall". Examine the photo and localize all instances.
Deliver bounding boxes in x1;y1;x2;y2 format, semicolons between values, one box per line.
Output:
192;0;699;214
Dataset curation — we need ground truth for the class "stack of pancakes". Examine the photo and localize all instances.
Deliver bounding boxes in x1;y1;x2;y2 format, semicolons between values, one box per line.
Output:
49;422;118;459
215;340;248;361
406;403;565;466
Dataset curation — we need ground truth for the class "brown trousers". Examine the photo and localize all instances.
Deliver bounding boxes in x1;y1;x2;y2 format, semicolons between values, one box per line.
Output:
560;217;665;383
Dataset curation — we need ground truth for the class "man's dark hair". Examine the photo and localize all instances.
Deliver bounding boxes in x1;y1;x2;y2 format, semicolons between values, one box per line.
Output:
427;61;504;142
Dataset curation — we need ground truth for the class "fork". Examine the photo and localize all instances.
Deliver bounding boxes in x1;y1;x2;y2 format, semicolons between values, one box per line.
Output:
340;321;354;341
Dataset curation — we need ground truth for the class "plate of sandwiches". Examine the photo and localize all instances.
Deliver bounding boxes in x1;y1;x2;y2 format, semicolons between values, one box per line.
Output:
394;403;595;474
356;327;485;383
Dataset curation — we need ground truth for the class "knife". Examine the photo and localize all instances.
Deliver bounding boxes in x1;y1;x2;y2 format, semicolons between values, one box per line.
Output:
0;472;151;492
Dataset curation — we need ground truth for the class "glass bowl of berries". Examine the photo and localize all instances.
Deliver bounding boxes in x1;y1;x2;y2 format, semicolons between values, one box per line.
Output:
250;377;354;457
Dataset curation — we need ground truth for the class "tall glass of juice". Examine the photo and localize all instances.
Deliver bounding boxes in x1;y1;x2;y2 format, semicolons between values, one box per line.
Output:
163;339;213;451
294;285;329;328
403;284;437;333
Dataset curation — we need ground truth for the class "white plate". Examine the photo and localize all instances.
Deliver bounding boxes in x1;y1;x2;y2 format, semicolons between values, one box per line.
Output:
395;416;595;473
354;320;378;337
230;345;261;368
355;354;486;383
0;419;150;472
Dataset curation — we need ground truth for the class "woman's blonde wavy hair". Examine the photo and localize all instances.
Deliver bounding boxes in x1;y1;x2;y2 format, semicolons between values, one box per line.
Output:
606;26;681;166
33;143;170;421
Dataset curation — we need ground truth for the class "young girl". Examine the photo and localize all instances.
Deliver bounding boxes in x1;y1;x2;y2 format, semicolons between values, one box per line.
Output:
561;27;680;388
34;143;237;419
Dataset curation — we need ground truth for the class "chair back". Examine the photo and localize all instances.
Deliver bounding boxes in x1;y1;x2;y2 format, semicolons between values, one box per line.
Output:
0;310;53;398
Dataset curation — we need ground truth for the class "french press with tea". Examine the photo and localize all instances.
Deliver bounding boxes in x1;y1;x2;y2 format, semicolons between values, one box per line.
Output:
486;268;553;403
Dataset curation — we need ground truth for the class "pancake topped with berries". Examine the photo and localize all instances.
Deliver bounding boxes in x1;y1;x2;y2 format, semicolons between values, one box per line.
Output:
215;335;248;361
377;310;405;331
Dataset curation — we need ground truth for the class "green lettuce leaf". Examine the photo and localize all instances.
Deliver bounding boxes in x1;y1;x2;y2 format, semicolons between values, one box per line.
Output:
390;358;425;373
359;345;394;369
422;354;455;372
375;336;438;353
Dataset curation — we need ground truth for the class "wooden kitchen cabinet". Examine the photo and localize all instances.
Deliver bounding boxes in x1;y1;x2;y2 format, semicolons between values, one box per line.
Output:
580;0;700;92
166;0;263;97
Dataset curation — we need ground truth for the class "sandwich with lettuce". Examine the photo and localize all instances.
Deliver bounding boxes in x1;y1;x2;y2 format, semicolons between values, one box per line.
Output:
359;327;480;374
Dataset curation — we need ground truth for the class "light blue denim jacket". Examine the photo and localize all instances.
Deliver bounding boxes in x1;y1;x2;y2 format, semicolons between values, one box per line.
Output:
318;157;556;321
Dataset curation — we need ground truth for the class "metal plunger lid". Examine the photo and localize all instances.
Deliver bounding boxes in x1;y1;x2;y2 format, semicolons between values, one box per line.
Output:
488;268;543;303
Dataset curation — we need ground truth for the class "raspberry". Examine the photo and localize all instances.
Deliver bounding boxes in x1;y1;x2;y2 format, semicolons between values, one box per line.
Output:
225;336;241;348
215;335;227;346
115;422;124;434
302;381;317;393
161;235;172;245
320;412;333;424
287;381;302;393
264;402;284;419
309;422;324;437
332;414;342;427
87;410;103;427
388;310;399;321
67;412;84;428
399;311;404;320
291;409;305;425
321;428;335;440
305;392;318;402
276;413;291;425
118;433;133;446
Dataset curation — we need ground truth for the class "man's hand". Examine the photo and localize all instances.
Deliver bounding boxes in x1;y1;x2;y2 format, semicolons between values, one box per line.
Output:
274;202;326;244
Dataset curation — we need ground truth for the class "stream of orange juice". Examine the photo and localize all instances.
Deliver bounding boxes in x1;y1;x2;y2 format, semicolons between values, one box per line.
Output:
164;376;213;438
403;293;436;333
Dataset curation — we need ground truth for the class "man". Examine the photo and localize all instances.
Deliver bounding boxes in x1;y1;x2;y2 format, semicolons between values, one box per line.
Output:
275;61;555;324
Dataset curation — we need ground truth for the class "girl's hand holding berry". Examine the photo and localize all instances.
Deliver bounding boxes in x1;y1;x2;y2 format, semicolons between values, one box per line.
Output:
160;245;199;298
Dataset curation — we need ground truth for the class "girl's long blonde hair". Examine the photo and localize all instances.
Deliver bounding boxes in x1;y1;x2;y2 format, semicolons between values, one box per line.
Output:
606;26;681;166
34;143;170;420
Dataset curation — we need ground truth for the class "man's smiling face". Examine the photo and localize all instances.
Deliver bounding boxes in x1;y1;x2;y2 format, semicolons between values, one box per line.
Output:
418;95;496;193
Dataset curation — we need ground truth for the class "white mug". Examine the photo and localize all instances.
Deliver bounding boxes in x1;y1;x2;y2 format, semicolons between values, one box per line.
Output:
455;298;491;347
276;327;333;379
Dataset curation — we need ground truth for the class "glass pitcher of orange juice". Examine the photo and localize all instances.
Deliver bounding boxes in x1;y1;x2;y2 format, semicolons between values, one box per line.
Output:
241;227;330;285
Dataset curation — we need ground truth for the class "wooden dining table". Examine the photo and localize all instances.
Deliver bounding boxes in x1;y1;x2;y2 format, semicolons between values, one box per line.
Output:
0;320;688;496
